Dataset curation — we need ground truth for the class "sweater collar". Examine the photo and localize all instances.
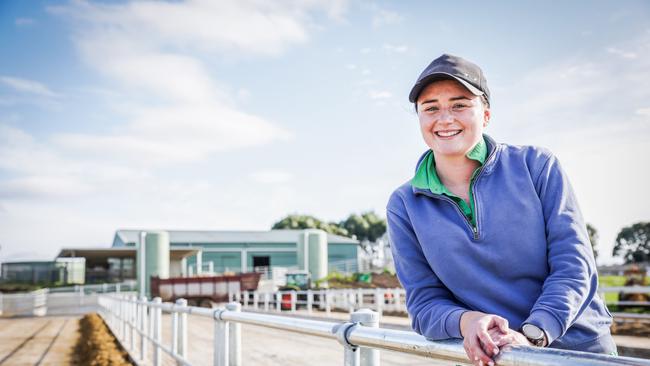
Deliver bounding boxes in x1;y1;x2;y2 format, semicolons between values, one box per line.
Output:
411;135;491;194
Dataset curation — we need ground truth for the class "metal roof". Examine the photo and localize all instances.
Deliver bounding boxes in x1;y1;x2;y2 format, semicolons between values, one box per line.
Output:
56;247;200;260
113;229;358;247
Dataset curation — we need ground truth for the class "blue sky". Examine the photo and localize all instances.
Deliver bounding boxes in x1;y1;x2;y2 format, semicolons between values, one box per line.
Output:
0;0;649;264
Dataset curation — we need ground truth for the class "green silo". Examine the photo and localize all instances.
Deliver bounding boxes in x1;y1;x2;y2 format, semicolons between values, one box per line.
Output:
137;231;170;297
297;229;328;281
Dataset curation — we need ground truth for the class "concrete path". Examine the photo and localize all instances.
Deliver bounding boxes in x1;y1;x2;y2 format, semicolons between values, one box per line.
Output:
0;316;79;366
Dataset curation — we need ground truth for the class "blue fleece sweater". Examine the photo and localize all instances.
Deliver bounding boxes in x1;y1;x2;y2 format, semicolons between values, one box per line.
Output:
386;135;613;352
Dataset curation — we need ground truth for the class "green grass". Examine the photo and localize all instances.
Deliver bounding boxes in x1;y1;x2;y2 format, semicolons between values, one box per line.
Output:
599;275;650;313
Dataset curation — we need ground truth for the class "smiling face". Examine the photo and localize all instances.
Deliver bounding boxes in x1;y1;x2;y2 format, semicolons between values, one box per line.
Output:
416;79;490;160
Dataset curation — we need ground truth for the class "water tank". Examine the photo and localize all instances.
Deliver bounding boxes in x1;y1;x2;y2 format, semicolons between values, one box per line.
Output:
137;231;170;297
297;229;328;281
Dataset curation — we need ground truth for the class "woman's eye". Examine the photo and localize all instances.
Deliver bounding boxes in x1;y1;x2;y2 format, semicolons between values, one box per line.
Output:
452;104;468;110
425;106;439;112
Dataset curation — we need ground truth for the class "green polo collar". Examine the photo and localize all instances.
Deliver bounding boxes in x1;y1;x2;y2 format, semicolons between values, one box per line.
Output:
411;137;488;194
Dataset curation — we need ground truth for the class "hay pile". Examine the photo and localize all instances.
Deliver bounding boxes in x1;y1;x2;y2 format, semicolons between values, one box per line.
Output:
74;313;133;366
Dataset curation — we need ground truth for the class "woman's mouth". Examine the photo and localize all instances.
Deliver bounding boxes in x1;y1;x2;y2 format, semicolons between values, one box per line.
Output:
435;130;462;138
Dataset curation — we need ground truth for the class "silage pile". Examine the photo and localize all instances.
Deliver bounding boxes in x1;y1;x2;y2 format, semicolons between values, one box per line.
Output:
74;313;134;365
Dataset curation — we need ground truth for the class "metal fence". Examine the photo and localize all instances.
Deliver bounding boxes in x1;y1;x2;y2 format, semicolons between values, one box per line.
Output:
233;286;650;321
98;294;650;366
233;287;405;316
0;281;137;317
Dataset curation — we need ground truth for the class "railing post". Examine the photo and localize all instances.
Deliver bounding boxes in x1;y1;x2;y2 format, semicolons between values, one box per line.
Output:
116;283;121;293
275;292;281;312
290;291;297;313
153;297;162;366
348;290;355;313
177;298;188;361
351;309;380;366
264;293;270;312
374;288;383;317
358;289;364;307
243;291;249;309
307;290;313;314
79;285;85;306
130;296;135;351
226;302;242;366
213;308;229;366
325;289;331;315
171;302;178;356
140;296;148;362
253;292;259;309
121;297;126;340
149;297;155;354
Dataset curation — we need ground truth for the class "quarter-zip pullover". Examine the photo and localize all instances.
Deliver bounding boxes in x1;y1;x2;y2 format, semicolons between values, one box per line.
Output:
387;134;614;353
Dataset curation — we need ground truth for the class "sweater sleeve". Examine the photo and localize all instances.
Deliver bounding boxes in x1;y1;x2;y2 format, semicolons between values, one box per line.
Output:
387;199;468;340
524;153;598;345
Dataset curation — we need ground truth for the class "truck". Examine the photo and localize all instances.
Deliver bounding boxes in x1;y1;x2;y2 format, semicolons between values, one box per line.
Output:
151;272;261;307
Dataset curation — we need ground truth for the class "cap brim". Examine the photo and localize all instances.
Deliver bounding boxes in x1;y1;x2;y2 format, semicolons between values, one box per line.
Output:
409;72;483;103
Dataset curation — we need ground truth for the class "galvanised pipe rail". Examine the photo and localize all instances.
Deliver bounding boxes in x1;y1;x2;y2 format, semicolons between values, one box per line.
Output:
99;294;650;366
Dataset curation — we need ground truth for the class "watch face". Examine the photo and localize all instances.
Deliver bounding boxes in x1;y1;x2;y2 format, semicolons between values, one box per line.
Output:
522;324;543;340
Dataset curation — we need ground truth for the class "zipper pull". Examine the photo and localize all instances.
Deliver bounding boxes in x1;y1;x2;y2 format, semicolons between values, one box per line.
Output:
472;226;479;240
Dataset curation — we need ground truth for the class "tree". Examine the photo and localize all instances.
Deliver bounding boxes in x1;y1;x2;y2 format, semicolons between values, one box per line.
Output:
271;214;349;237
613;222;650;264
586;223;598;260
339;211;387;243
271;211;387;242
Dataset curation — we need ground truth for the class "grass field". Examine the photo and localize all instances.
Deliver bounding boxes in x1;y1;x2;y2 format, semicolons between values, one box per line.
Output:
599;275;650;313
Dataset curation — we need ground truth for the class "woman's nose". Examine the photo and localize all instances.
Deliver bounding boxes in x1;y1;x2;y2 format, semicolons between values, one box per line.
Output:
439;109;454;122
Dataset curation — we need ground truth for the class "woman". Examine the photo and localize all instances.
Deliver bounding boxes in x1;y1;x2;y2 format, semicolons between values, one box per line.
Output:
386;54;615;366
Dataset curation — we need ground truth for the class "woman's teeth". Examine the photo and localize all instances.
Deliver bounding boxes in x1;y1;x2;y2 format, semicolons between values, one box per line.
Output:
436;130;461;137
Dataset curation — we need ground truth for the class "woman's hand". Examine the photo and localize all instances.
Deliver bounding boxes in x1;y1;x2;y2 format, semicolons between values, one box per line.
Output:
487;327;532;348
460;311;509;366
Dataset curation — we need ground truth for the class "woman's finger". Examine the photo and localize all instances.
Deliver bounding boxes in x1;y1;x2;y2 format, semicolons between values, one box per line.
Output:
469;334;495;366
477;327;500;357
495;316;509;333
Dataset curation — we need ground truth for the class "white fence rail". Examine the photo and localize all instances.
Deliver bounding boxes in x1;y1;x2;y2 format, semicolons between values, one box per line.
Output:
233;286;650;320
233;288;406;316
99;294;650;366
0;281;137;317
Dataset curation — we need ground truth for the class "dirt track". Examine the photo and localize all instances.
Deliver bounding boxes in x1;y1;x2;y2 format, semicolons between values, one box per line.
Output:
0;316;79;365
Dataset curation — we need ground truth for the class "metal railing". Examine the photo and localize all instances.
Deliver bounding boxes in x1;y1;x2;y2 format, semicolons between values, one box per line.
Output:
0;281;137;317
234;287;406;316
98;294;650;366
233;286;650;320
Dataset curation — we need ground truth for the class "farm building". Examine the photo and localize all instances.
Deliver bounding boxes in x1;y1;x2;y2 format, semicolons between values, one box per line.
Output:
55;229;360;285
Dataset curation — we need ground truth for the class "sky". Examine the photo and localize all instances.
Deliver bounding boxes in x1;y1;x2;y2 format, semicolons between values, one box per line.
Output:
0;0;649;265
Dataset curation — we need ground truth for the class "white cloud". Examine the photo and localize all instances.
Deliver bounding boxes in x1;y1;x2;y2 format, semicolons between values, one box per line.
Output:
48;0;347;56
345;64;357;70
0;1;347;261
636;107;650;117
372;9;403;28
369;90;392;99
360;47;371;54
361;69;371;75
383;43;408;53
606;47;637;59
42;0;305;166
0;76;60;98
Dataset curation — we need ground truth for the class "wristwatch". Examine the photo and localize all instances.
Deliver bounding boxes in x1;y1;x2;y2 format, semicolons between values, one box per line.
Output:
521;323;548;347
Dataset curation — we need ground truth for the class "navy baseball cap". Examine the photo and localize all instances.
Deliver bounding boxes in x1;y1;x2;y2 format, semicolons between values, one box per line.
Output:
409;54;490;105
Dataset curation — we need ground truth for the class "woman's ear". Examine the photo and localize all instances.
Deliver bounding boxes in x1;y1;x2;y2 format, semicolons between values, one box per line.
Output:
483;108;491;127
